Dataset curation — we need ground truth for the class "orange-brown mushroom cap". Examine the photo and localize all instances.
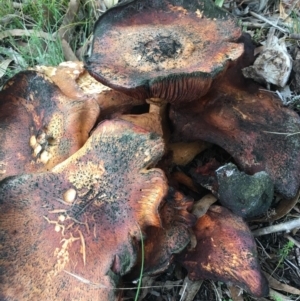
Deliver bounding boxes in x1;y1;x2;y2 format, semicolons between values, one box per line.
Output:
0;70;100;180
0;119;168;300
36;61;146;120
170;41;300;198
176;206;269;297
85;0;244;104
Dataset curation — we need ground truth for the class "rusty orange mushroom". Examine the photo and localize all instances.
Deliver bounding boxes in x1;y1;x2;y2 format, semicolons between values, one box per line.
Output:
128;189;196;279
0;119;168;300
170;38;300;199
0;70;100;180
85;0;244;104
176;205;269;297
36;61;146;120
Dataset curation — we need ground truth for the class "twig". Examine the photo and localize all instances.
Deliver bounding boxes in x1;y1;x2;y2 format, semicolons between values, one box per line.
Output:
179;282;188;301
255;238;271;258
252;218;300;236
249;11;289;33
64;270;183;291
285;234;300;248
134;223;144;301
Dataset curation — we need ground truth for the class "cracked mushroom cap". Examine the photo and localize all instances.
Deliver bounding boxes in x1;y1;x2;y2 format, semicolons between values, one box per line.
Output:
0;70;100;180
0;119;168;300
85;0;244;104
176;206;269;297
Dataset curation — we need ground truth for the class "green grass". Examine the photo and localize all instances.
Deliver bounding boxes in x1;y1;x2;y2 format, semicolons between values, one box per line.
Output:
0;0;101;86
134;226;145;301
0;0;65;82
272;240;295;274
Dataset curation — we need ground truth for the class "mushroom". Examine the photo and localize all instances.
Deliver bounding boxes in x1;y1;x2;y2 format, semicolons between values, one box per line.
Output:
169;141;211;166
119;104;167;138
0;70;100;180
128;189;196;279
85;0;244;105
170;35;300;199
0;119;168;300
176;206;269;297
36;61;145;119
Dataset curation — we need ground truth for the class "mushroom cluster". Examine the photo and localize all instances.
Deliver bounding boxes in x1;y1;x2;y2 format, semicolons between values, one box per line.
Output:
1;0;300;300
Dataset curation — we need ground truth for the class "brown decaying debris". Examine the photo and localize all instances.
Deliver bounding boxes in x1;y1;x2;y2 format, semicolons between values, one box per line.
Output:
0;119;168;300
176;205;269;297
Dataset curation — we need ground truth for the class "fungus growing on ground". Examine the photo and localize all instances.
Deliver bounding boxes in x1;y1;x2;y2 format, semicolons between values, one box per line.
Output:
170;45;300;198
176;206;269;297
0;70;100;180
128;189;196;279
2;0;294;298
85;0;244;104
0;119;168;300
36;61;145;120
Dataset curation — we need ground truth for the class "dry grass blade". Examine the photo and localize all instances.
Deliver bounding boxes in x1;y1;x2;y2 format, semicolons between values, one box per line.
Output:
0;29;55;41
61;39;78;61
0;59;13;79
58;0;80;42
248;11;289;33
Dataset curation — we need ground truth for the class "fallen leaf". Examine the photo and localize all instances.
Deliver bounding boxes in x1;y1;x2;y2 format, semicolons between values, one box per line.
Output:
263;272;300;295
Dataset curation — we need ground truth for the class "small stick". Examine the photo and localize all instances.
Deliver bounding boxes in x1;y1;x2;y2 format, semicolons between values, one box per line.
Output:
285;234;300;248
252;218;300;236
249;11;288;33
